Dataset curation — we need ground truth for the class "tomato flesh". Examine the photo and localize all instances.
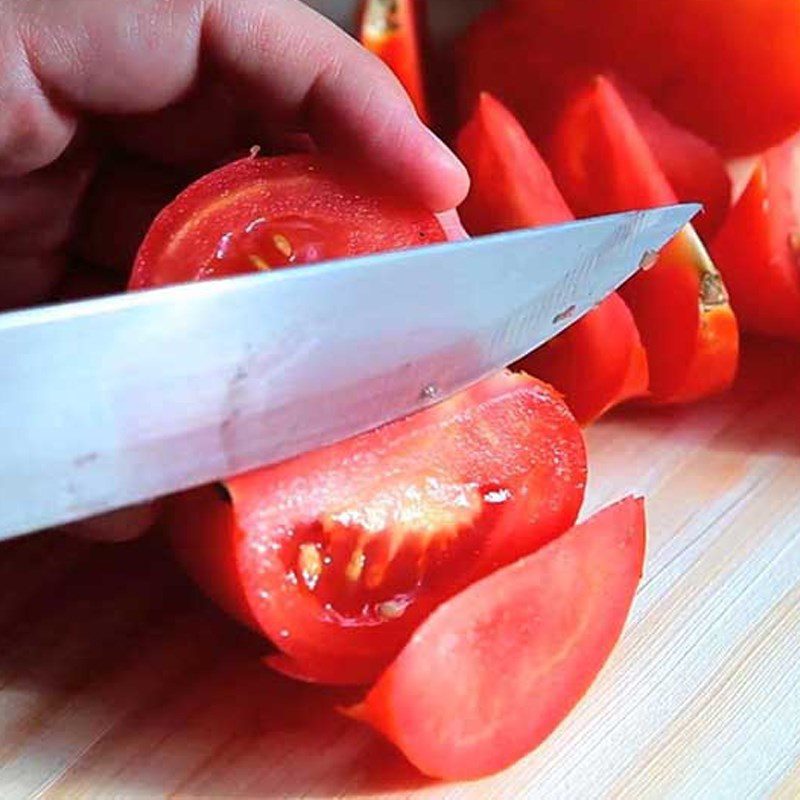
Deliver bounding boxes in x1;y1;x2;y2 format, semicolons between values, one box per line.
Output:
455;92;647;424
168;371;587;684
130;154;447;289
548;76;739;404
346;497;645;780
712;133;800;342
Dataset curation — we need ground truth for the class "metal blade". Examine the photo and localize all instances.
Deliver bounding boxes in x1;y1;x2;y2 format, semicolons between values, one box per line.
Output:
0;204;697;539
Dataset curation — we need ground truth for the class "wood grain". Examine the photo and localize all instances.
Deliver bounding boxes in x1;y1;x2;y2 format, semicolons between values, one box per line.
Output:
1;339;799;799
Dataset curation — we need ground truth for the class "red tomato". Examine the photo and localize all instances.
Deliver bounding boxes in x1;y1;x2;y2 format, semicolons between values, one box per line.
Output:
345;497;645;780
129;154;447;289
548;76;739;405
712;134;800;342
167;371;587;684
455;92;648;424
476;0;800;155
358;0;431;125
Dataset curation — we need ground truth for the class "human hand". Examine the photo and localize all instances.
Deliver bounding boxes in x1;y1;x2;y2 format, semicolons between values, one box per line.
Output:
1;0;468;538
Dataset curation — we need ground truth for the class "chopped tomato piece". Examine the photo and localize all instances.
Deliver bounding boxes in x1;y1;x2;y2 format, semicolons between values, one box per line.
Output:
455;92;647;423
345;497;645;780
129;154;447;289
167;372;587;684
358;0;431;125
548;76;739;404
712;134;800;342
479;0;800;155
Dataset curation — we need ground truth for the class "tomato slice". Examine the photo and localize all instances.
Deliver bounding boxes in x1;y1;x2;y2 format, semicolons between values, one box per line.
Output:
129;154;447;289
711;133;800;342
455;92;647;424
548;76;739;404
358;0;431;126
167;371;586;684
345;497;645;779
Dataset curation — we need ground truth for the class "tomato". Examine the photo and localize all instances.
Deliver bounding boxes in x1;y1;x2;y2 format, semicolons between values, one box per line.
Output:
483;0;800;155
455;92;647;424
129;154;447;289
548;76;739;404
345;497;645;780
358;0;430;125
167;371;587;684
712;134;800;342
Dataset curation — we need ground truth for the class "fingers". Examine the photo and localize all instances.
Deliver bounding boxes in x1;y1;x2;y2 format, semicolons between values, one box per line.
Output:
11;0;467;211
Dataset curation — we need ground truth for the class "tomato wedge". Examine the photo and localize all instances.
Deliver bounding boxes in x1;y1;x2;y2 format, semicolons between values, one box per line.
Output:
345;497;645;779
548;76;739;404
457;9;732;238
129;154;447;289
358;0;430;125
455;92;647;424
168;371;587;684
711;133;800;342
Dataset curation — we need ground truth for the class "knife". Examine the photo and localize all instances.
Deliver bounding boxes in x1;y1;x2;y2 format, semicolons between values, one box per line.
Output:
0;204;697;540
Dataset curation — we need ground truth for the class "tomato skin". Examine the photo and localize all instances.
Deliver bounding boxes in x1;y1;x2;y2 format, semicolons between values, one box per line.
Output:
455;92;648;424
711;135;800;342
476;0;800;155
548;76;739;404
345;497;645;780
129;154;447;289
167;371;587;685
359;0;430;125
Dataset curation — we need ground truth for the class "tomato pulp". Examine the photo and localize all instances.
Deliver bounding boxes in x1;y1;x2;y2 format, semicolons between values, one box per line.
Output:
130;154;447;289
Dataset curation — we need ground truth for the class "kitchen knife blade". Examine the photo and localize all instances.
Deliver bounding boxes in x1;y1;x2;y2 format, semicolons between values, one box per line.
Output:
0;204;697;539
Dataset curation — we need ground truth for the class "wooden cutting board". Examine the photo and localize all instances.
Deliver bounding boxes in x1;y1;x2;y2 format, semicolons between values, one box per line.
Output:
1;338;799;799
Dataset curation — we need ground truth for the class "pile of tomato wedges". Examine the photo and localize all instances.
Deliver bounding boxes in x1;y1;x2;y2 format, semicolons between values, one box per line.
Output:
116;0;800;782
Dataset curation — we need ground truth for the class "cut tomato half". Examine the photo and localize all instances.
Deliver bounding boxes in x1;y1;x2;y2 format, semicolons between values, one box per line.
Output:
548;76;739;404
455;92;647;423
167;371;587;684
358;0;431;125
129;154;447;289
711;133;800;342
345;497;645;780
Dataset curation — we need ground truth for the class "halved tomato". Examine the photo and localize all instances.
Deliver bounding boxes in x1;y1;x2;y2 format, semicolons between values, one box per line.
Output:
345;497;645;779
712;133;800;342
455;92;647;424
129;154;447;289
548;76;739;404
358;0;431;125
168;371;587;684
134;154;586;684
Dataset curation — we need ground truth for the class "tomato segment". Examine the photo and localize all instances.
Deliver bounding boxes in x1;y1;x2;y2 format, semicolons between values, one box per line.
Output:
346;497;645;780
711;134;800;342
548;76;739;404
129;154;447;289
167;372;586;684
358;0;431;125
455;92;648;424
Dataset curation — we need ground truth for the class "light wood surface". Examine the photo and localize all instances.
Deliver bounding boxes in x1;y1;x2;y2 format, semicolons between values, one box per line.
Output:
1;339;799;799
